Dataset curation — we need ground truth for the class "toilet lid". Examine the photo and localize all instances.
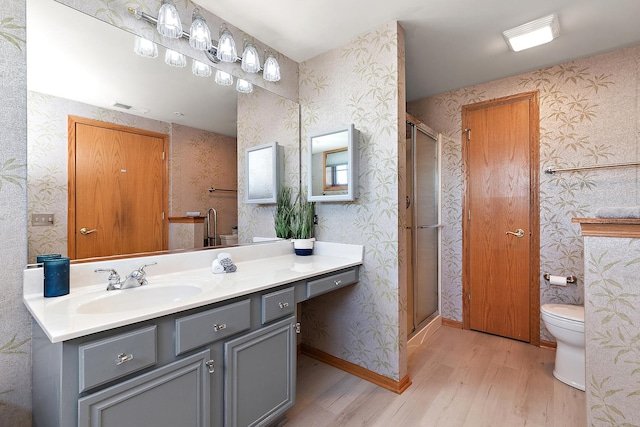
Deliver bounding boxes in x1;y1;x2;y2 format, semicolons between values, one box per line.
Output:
541;304;584;322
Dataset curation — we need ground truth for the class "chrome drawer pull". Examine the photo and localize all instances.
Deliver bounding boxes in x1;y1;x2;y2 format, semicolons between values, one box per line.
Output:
115;353;134;365
213;323;227;332
334;279;342;286
205;359;215;374
278;302;289;309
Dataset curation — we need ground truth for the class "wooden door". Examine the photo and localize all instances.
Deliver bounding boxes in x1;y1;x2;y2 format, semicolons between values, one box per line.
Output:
462;92;539;343
69;116;168;259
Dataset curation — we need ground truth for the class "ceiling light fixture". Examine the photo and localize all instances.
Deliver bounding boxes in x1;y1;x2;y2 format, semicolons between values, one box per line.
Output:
503;14;559;52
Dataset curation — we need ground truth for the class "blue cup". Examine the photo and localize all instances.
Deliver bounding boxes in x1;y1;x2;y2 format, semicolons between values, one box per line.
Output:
43;257;70;297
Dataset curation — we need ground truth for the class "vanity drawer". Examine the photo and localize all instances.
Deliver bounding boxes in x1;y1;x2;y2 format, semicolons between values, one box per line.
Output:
307;268;358;298
175;299;251;355
78;325;157;393
261;287;295;324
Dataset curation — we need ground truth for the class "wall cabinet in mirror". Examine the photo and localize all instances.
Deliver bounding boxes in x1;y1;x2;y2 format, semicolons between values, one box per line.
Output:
245;142;284;204
308;124;359;202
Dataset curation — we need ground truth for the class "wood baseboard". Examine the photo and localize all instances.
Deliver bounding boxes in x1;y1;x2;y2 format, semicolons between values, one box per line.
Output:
540;339;557;349
300;344;411;394
441;318;463;329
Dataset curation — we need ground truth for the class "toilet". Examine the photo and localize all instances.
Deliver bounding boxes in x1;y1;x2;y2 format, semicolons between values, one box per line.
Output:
540;304;585;391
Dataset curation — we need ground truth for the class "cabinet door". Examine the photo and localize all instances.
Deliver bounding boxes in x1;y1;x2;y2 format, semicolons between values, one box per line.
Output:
78;350;211;427
225;316;296;427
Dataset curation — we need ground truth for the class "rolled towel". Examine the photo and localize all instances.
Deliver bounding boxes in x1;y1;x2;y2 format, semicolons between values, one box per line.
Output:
218;252;232;262
224;264;237;273
211;259;225;274
595;206;640;219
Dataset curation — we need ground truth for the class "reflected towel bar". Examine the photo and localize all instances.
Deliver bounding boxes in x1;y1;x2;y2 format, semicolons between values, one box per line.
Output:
545;161;640;174
208;187;237;193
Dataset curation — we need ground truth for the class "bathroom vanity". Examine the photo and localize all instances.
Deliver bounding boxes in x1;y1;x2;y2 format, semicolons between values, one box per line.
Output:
24;241;363;427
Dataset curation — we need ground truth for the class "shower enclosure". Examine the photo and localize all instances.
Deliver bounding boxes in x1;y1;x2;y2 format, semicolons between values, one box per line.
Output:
406;117;441;336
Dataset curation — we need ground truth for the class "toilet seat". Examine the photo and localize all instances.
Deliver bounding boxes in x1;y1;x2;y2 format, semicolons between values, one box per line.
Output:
541;303;584;322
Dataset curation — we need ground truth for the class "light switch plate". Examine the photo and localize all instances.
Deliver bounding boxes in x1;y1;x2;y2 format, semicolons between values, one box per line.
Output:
32;213;54;226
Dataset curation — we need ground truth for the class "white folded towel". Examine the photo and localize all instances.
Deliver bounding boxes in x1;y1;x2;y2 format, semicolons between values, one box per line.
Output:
595;206;640;219
211;259;225;274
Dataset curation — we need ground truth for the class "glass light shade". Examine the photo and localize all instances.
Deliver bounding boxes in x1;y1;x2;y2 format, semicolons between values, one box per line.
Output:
262;53;281;82
236;78;253;93
165;49;186;67
156;0;182;39
216;25;237;63
241;42;261;73
192;59;212;77
133;36;158;58
189;9;212;51
214;70;234;86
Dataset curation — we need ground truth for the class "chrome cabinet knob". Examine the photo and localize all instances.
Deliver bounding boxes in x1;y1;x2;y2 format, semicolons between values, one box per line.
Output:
115;353;134;365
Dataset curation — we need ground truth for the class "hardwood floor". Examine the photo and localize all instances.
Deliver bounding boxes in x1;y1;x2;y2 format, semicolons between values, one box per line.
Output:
285;326;585;426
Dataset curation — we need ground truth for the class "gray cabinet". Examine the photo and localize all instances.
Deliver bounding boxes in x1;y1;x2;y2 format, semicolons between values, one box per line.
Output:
224;316;296;427
32;266;358;427
78;350;211;427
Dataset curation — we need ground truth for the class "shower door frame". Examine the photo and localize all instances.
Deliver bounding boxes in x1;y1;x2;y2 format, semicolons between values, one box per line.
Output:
406;116;442;336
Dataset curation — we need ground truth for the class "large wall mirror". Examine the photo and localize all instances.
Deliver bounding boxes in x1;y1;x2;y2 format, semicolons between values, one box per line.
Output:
308;124;359;202
26;0;300;262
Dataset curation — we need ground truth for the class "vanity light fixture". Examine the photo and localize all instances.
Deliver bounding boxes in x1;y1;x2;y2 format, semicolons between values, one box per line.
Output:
503;14;560;52
192;59;212;77
156;0;182;39
236;79;253;93
262;52;281;82
128;4;283;88
216;24;237;62
189;8;212;51
241;40;261;73
215;69;234;86
133;36;158;58
165;49;186;67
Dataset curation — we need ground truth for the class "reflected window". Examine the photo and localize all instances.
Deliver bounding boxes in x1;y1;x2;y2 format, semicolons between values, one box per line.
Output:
323;149;348;190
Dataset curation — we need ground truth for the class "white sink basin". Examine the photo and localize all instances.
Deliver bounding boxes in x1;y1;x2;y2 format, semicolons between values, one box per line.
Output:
74;284;204;314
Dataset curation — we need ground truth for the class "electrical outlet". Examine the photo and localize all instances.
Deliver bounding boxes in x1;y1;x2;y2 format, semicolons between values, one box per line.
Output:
32;214;55;226
313;214;318;225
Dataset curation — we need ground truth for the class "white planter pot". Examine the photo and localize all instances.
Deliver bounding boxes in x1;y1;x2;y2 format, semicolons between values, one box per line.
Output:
292;238;315;256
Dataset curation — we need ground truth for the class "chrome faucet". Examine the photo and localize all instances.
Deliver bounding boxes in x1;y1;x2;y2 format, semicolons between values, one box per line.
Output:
95;262;157;291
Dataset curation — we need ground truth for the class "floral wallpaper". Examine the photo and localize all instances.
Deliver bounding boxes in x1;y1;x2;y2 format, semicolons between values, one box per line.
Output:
407;46;640;342
0;0;31;424
298;21;406;382
236;86;300;244
584;236;640;426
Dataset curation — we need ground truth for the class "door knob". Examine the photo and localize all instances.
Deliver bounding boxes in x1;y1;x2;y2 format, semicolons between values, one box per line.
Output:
505;228;525;238
80;227;97;235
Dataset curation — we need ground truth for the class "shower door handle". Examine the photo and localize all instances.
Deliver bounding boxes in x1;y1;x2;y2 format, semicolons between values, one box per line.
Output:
506;228;525;238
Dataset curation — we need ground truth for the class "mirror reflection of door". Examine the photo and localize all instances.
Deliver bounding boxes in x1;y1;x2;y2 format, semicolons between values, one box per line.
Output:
68;116;169;259
323;148;348;191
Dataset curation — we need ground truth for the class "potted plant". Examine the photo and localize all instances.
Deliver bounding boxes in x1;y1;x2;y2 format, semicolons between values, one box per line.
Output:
274;185;293;239
290;189;315;255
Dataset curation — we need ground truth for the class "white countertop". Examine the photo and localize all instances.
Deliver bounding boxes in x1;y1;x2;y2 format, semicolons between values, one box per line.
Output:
23;241;363;343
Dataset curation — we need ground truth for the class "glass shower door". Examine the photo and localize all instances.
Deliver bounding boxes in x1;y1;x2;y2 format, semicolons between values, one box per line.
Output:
407;120;440;334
